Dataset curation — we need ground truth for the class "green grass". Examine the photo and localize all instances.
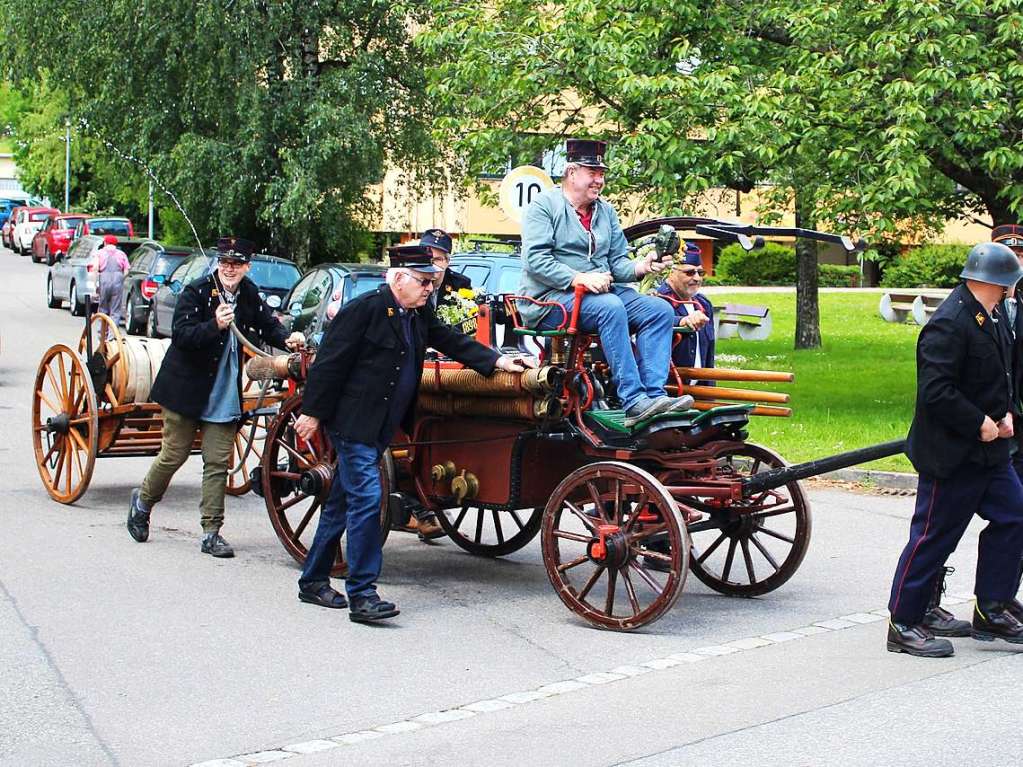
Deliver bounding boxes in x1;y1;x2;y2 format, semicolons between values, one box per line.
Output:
708;291;919;472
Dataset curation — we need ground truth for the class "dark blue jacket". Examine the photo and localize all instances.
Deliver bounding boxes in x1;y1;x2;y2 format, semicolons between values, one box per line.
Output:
656;283;715;378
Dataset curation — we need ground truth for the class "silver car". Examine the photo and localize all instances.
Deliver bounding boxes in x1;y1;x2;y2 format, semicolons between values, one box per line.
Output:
46;235;103;315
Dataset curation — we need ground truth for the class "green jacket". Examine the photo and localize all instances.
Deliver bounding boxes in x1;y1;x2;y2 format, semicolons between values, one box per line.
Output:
517;188;637;326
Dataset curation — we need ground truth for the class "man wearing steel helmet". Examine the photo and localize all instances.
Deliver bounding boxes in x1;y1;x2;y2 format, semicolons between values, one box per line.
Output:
887;242;1023;657
519;138;693;428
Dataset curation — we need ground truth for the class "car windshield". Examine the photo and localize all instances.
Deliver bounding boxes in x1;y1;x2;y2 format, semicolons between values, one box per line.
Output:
154;254;188;276
29;211;52;221
249;260;300;290
90;220;131;235
350;274;385;297
56;217;80;228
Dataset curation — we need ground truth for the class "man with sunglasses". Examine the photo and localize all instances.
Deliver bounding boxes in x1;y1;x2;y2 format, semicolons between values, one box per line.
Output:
293;244;531;623
127;236;305;557
656;241;715;384
519;138;691;428
420;228;473;313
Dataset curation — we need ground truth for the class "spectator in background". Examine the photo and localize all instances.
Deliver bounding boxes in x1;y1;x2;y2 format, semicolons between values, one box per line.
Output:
97;235;130;328
656;242;715;384
420;228;472;312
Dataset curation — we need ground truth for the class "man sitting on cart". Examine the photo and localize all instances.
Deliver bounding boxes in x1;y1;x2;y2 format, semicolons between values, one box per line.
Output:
655;241;716;386
518;138;693;427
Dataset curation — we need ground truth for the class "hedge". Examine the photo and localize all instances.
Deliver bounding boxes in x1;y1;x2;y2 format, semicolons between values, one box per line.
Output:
879;244;970;289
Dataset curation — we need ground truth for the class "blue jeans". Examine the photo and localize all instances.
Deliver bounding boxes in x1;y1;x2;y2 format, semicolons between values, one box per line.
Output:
299;435;383;600
539;285;674;409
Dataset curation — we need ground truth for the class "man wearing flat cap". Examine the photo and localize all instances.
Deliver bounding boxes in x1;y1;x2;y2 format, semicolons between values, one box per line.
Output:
420;228;473;313
293;244;530;623
127;236;306;557
519;138;692;427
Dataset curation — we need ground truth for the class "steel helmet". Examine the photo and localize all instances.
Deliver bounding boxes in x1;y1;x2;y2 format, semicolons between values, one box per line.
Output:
959;242;1023;288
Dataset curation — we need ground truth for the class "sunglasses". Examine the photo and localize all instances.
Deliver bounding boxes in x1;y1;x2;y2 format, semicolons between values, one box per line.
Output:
405;274;434;287
678;267;706;276
218;258;246;268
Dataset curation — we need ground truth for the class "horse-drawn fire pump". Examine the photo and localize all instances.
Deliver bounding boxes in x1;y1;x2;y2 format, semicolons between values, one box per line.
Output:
245;217;904;631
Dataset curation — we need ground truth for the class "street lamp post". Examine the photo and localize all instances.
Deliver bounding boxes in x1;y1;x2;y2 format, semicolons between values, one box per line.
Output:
148;180;154;239
64;119;71;211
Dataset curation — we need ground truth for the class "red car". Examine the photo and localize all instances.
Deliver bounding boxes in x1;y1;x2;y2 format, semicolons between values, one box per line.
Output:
31;213;89;265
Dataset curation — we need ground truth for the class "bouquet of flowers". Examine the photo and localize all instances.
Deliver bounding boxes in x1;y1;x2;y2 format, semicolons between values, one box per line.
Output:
436;287;481;334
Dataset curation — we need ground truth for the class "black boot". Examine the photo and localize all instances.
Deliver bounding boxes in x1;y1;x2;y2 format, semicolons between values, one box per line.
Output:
972;600;1023;644
886;621;954;657
922;566;971;637
1007;598;1023;624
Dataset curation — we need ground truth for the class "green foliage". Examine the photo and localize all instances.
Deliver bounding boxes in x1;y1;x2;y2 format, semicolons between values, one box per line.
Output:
0;0;438;267
880;244;970;289
818;264;861;288
716;242;797;285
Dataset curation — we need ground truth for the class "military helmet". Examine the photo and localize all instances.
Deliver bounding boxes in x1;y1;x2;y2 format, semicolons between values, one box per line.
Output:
960;242;1023;288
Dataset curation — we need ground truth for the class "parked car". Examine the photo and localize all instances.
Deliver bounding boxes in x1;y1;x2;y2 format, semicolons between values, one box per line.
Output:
31;213;89;265
71;216;135;241
47;236;146;315
121;240;194;335
147;251;301;338
0;195;43;232
449;250;522;296
0;204;24;249
13;207;61;255
280;263;388;338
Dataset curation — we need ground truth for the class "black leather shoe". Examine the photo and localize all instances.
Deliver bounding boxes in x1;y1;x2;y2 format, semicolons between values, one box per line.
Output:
922;605;971;637
1006;598;1023;623
349;593;400;623
298;583;348;609
126;488;150;543
972;601;1023;644
886;621;954;657
201;532;235;558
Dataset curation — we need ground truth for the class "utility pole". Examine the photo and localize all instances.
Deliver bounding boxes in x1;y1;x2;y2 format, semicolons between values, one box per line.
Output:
148;180;154;239
64;119;71;211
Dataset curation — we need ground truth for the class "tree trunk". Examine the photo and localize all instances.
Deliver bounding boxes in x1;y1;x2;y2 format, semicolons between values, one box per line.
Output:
794;191;821;349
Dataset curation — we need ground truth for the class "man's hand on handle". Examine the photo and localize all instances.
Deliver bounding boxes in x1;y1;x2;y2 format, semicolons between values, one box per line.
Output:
496;355;538;373
681;310;710;330
295;414;320;442
215;302;235;330
285;332;305;351
571;272;611;294
636;253;673;278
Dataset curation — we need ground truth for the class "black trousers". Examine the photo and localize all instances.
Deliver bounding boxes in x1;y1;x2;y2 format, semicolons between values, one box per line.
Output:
889;462;1023;624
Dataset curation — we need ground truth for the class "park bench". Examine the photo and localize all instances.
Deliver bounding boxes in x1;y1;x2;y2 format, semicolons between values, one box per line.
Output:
714;303;772;340
878;289;951;325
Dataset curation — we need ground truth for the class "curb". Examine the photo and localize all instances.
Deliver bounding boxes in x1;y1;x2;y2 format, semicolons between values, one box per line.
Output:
819;468;917;491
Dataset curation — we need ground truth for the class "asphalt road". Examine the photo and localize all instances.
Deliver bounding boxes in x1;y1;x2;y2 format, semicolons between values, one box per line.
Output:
1;250;1020;767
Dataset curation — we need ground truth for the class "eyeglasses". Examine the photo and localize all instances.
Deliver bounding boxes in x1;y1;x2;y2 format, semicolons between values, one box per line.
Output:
431;256;449;266
404;273;434;287
218;258;246;268
677;267;706;276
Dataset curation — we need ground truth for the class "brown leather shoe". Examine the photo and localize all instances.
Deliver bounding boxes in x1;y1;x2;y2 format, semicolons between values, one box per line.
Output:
414;515;446;542
886;621;954;657
922;605;971;637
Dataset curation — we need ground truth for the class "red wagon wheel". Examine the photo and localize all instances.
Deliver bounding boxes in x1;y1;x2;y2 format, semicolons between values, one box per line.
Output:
31;344;99;504
435;505;543;557
541;461;689;631
681;443;811;597
262;396;391;577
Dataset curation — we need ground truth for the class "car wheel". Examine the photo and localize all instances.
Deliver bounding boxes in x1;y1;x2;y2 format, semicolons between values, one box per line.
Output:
126;296;143;335
146;307;159;338
69;281;83;316
46;277;61;309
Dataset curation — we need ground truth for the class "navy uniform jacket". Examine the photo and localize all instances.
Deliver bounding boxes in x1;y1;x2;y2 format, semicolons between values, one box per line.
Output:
302;285;500;445
150;274;290;419
906;283;1015;478
655;284;716;372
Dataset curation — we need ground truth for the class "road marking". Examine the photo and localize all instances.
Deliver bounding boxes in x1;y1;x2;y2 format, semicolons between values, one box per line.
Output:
189;597;977;767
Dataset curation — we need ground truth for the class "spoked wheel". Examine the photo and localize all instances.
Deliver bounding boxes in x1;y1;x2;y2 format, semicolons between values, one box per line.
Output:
682;443;811;597
226;411;272;496
435;505;543;557
542;461;689;631
77;313;128;407
262;396;391;577
31;344;99;504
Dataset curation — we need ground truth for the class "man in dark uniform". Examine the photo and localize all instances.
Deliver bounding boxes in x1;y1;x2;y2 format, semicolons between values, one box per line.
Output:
127;237;305;557
293;245;531;623
420;228;473;313
888;242;1023;656
655;241;715;383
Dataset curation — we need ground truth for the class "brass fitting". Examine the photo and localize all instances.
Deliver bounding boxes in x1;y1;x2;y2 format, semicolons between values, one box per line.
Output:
431;461;457;481
451;470;479;504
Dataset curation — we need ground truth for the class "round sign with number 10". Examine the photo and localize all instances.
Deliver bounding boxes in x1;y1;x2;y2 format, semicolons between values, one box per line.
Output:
499;165;555;224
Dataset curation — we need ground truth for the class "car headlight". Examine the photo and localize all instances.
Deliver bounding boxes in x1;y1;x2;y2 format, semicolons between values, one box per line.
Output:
266;294;281;308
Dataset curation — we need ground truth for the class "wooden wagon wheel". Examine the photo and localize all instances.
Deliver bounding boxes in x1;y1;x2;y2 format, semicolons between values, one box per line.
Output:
541;461;688;631
262;396;391;577
77;312;128;407
680;443;811;597
435;505;543;557
31;344;99;504
226;411;272;496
